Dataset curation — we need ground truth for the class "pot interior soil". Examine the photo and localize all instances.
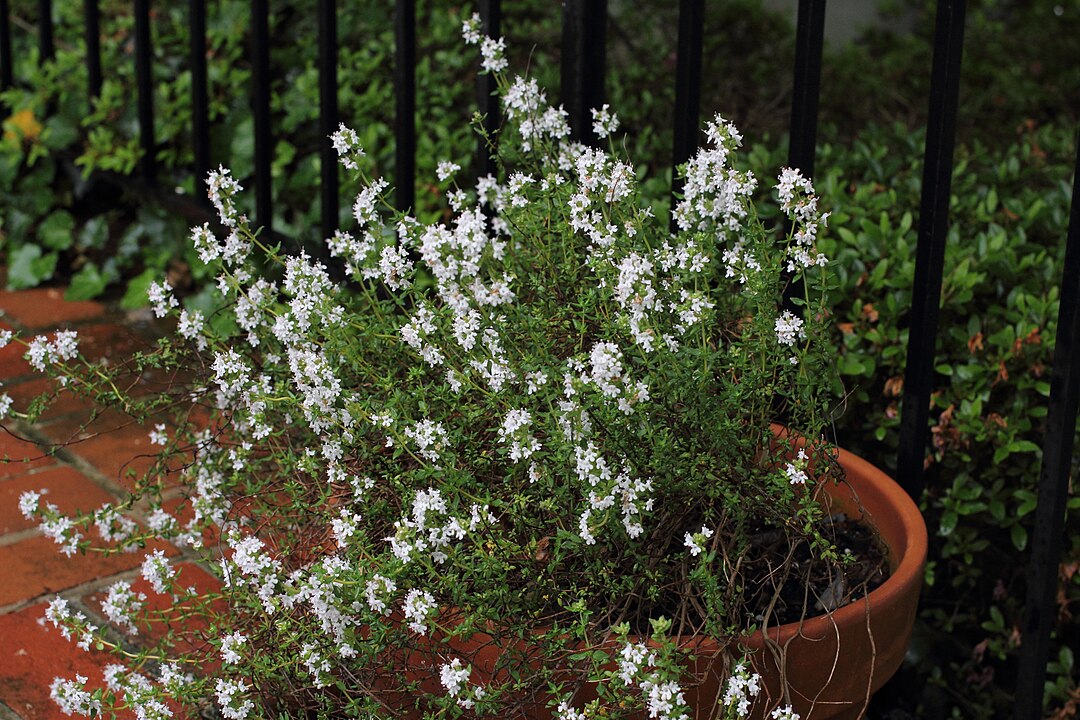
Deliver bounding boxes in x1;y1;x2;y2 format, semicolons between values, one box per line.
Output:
740;511;891;627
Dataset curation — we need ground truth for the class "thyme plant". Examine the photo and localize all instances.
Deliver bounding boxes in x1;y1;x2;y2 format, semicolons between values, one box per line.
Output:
9;17;842;720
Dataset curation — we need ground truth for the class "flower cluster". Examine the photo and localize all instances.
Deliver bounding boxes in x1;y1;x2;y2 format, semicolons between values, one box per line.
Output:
615;642;691;720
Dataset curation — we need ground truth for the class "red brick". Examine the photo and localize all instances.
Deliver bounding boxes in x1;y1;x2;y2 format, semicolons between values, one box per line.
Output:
66;427;160;488
0;432;56;481
71;323;153;367
0;329;31;380
35;410;157;485
0;535;177;606
0;377;97;423
0;288;105;329
0;467;116;535
0;602;118;720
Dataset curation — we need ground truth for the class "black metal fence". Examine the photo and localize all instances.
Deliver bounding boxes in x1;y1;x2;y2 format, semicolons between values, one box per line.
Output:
1;1;1078;717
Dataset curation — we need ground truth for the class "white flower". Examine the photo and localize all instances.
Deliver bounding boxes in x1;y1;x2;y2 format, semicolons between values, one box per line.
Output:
507;171;534;207
352;178;388;227
684;525;714;556
50;675;100;717
403;588;437;634
102;580;145;635
785;462;808;485
102;664;126;691
498;408;541;462
365;574;396;615
770;706;801;720
436;161;461;182
405;419;450;462
722;662;762;718
190;223;219;262
140;549;174;594
555;699;588;720
330;123;365;170
0;329;13;348
215;678;254;720
147;280;179;318
178;310;206;349
331;508;361;549
440;658;471;698
39;508;82;556
591;104;620;138
0;392;12;420
480;36;508;73
159;662;192;693
301;643;333;688
25;330;79;372
784;448;811;485
461;12;483;45
206;167;246;228
18;489;43;519
148;423;168;446
378;245;414;290
146;507;177;535
775;311;805;346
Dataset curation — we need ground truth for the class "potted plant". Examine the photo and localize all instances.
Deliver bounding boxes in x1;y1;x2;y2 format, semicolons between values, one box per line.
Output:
12;15;926;720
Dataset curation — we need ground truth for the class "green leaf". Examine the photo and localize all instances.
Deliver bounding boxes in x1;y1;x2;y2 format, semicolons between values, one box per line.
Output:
939;510;958;537
1010;523;1028;552
898;211;913;234
1008;440;1040;454
7;244;56;289
1015;491;1038;517
66;263;109;301
121;268;158;310
1060;646;1075;673
38;210;75;251
43;113;80;150
838;354;866;376
78;216;110;250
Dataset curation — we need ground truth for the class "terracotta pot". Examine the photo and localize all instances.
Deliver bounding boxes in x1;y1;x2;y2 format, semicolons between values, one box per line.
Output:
591;437;928;720
390;439;927;720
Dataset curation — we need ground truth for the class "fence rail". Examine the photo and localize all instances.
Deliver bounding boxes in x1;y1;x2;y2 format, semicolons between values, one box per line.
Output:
1;1;1078;716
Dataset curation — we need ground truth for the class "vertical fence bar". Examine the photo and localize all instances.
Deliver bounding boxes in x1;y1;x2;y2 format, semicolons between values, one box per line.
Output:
0;0;12;93
1013;131;1080;720
394;0;415;213
787;0;826;178
318;0;339;241
134;0;156;184
251;0;272;231
560;0;606;146
190;0;210;203
37;0;53;64
84;0;101;99
476;0;501;180
780;0;826;313
669;0;703;230
896;0;966;500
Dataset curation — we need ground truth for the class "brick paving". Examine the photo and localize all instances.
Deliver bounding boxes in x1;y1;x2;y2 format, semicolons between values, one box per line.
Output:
0;285;217;719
